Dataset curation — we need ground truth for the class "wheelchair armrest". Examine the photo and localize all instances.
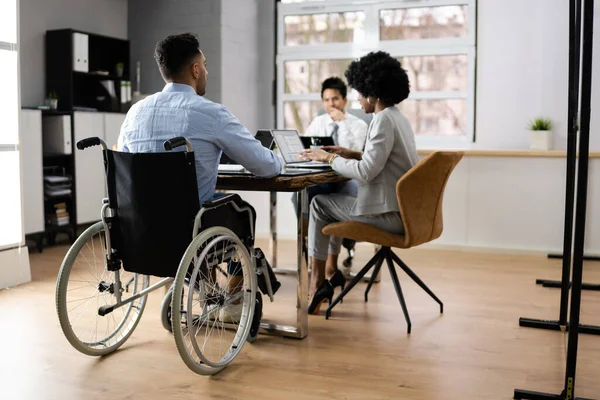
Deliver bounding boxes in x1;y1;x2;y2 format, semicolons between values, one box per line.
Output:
202;193;242;209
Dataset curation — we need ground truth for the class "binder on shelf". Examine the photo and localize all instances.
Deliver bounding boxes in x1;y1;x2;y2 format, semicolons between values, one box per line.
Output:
73;32;89;73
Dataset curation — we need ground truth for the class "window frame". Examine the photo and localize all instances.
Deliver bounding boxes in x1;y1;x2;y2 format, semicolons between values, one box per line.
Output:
0;0;24;251
277;0;477;147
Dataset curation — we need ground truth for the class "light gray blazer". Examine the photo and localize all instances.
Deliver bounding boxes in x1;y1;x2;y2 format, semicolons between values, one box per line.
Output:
332;107;419;217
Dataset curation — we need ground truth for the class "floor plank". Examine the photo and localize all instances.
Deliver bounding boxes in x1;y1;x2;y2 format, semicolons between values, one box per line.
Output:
1;239;599;399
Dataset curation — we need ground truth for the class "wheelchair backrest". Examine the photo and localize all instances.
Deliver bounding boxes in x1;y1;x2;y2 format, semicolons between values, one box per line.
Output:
105;150;200;277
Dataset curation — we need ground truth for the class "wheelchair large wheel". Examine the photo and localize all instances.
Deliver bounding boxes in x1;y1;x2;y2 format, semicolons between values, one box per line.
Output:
171;226;256;375
56;221;150;356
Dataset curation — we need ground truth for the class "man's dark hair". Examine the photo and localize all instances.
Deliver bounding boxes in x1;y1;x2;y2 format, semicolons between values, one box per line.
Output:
154;33;201;79
344;51;410;105
321;77;347;99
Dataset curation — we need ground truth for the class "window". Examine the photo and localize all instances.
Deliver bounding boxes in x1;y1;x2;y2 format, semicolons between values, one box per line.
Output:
277;0;476;146
0;0;22;250
284;12;365;46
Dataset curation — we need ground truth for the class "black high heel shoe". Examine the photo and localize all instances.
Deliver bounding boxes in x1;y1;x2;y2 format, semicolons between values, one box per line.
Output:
328;269;346;291
308;280;333;315
328;269;346;304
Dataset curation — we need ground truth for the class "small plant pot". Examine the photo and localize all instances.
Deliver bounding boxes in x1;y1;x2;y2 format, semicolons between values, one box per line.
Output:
530;130;552;150
46;98;58;110
116;66;124;77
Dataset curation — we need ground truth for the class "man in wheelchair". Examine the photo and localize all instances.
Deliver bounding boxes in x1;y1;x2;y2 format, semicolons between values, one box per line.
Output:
57;136;281;374
55;32;285;375
116;32;284;322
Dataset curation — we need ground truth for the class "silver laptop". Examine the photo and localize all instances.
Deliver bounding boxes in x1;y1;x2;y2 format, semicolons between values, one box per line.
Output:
271;129;330;168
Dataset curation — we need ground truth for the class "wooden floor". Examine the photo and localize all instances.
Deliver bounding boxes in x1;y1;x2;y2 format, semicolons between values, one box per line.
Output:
2;239;600;400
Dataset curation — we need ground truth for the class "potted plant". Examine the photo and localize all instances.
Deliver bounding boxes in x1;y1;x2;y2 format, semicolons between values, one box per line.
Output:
528;117;553;150
46;91;58;110
116;62;124;77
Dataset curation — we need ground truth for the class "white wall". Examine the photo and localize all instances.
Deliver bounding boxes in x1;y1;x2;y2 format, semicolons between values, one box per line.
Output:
19;0;128;107
475;0;600;151
127;0;223;102
220;0;275;131
429;156;600;254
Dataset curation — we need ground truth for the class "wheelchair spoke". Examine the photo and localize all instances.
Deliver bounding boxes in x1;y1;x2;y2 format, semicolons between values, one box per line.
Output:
56;222;149;356
172;227;256;373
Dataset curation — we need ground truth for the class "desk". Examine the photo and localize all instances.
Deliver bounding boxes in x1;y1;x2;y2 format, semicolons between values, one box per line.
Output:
216;170;347;339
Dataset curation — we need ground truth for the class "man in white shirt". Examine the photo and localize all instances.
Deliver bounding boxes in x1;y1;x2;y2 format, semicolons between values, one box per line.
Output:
304;77;368;151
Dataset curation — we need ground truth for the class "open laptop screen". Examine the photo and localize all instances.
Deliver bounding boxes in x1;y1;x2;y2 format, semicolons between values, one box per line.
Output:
271;130;306;164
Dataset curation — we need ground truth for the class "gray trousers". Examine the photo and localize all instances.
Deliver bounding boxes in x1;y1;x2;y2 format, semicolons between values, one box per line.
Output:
308;193;405;261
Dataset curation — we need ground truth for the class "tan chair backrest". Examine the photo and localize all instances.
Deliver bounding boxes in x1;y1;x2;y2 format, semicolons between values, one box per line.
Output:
396;151;464;248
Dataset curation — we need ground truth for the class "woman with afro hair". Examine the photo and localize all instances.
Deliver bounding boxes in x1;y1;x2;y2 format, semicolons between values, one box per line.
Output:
300;51;420;314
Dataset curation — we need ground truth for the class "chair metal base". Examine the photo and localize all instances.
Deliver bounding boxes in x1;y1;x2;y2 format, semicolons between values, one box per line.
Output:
325;246;443;334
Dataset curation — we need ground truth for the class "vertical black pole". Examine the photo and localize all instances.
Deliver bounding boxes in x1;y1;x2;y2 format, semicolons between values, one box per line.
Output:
564;0;593;397
559;0;583;326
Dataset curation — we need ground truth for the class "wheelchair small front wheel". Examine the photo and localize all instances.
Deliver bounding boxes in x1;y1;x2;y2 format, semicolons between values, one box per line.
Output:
55;221;150;356
171;226;256;375
160;286;173;333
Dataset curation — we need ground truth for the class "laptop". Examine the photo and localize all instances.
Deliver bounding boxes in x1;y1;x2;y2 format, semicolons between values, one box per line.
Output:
271;130;331;168
218;130;275;172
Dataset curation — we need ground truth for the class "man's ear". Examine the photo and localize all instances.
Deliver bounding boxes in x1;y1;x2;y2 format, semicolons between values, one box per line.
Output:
192;63;199;79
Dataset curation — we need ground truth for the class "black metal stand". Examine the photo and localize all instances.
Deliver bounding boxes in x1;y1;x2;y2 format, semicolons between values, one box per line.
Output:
547;253;600;261
514;0;596;398
518;0;600;337
535;279;600;291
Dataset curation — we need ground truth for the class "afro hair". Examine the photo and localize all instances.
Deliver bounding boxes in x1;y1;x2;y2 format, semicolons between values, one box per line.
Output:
344;51;410;105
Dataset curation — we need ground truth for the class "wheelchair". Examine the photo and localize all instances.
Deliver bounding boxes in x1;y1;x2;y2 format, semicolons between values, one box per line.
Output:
55;136;280;375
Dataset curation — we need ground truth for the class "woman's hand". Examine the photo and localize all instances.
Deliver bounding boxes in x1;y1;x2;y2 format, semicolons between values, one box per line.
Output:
299;148;334;163
322;146;362;161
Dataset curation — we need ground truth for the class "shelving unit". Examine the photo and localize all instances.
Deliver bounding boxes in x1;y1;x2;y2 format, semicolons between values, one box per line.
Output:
34;29;130;250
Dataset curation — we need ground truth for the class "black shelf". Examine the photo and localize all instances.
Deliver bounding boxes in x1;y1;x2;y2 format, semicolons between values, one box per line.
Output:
46;28;130;113
43;152;72;158
41;110;73;117
73;71;126;81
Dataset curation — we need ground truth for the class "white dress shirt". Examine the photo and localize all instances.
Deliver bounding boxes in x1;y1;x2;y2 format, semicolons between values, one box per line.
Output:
304;111;368;151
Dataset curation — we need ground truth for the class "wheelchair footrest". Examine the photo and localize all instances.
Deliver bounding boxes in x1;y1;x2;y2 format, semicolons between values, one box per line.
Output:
255;248;281;299
248;292;263;342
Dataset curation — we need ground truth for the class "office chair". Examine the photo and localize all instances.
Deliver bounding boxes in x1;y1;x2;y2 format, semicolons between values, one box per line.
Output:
321;151;464;333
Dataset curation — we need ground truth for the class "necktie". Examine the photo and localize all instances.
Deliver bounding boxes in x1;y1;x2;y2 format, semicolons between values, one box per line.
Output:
330;122;339;145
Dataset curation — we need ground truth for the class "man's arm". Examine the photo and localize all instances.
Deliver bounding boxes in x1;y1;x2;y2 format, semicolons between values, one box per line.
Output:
117;113;130;152
213;107;282;177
